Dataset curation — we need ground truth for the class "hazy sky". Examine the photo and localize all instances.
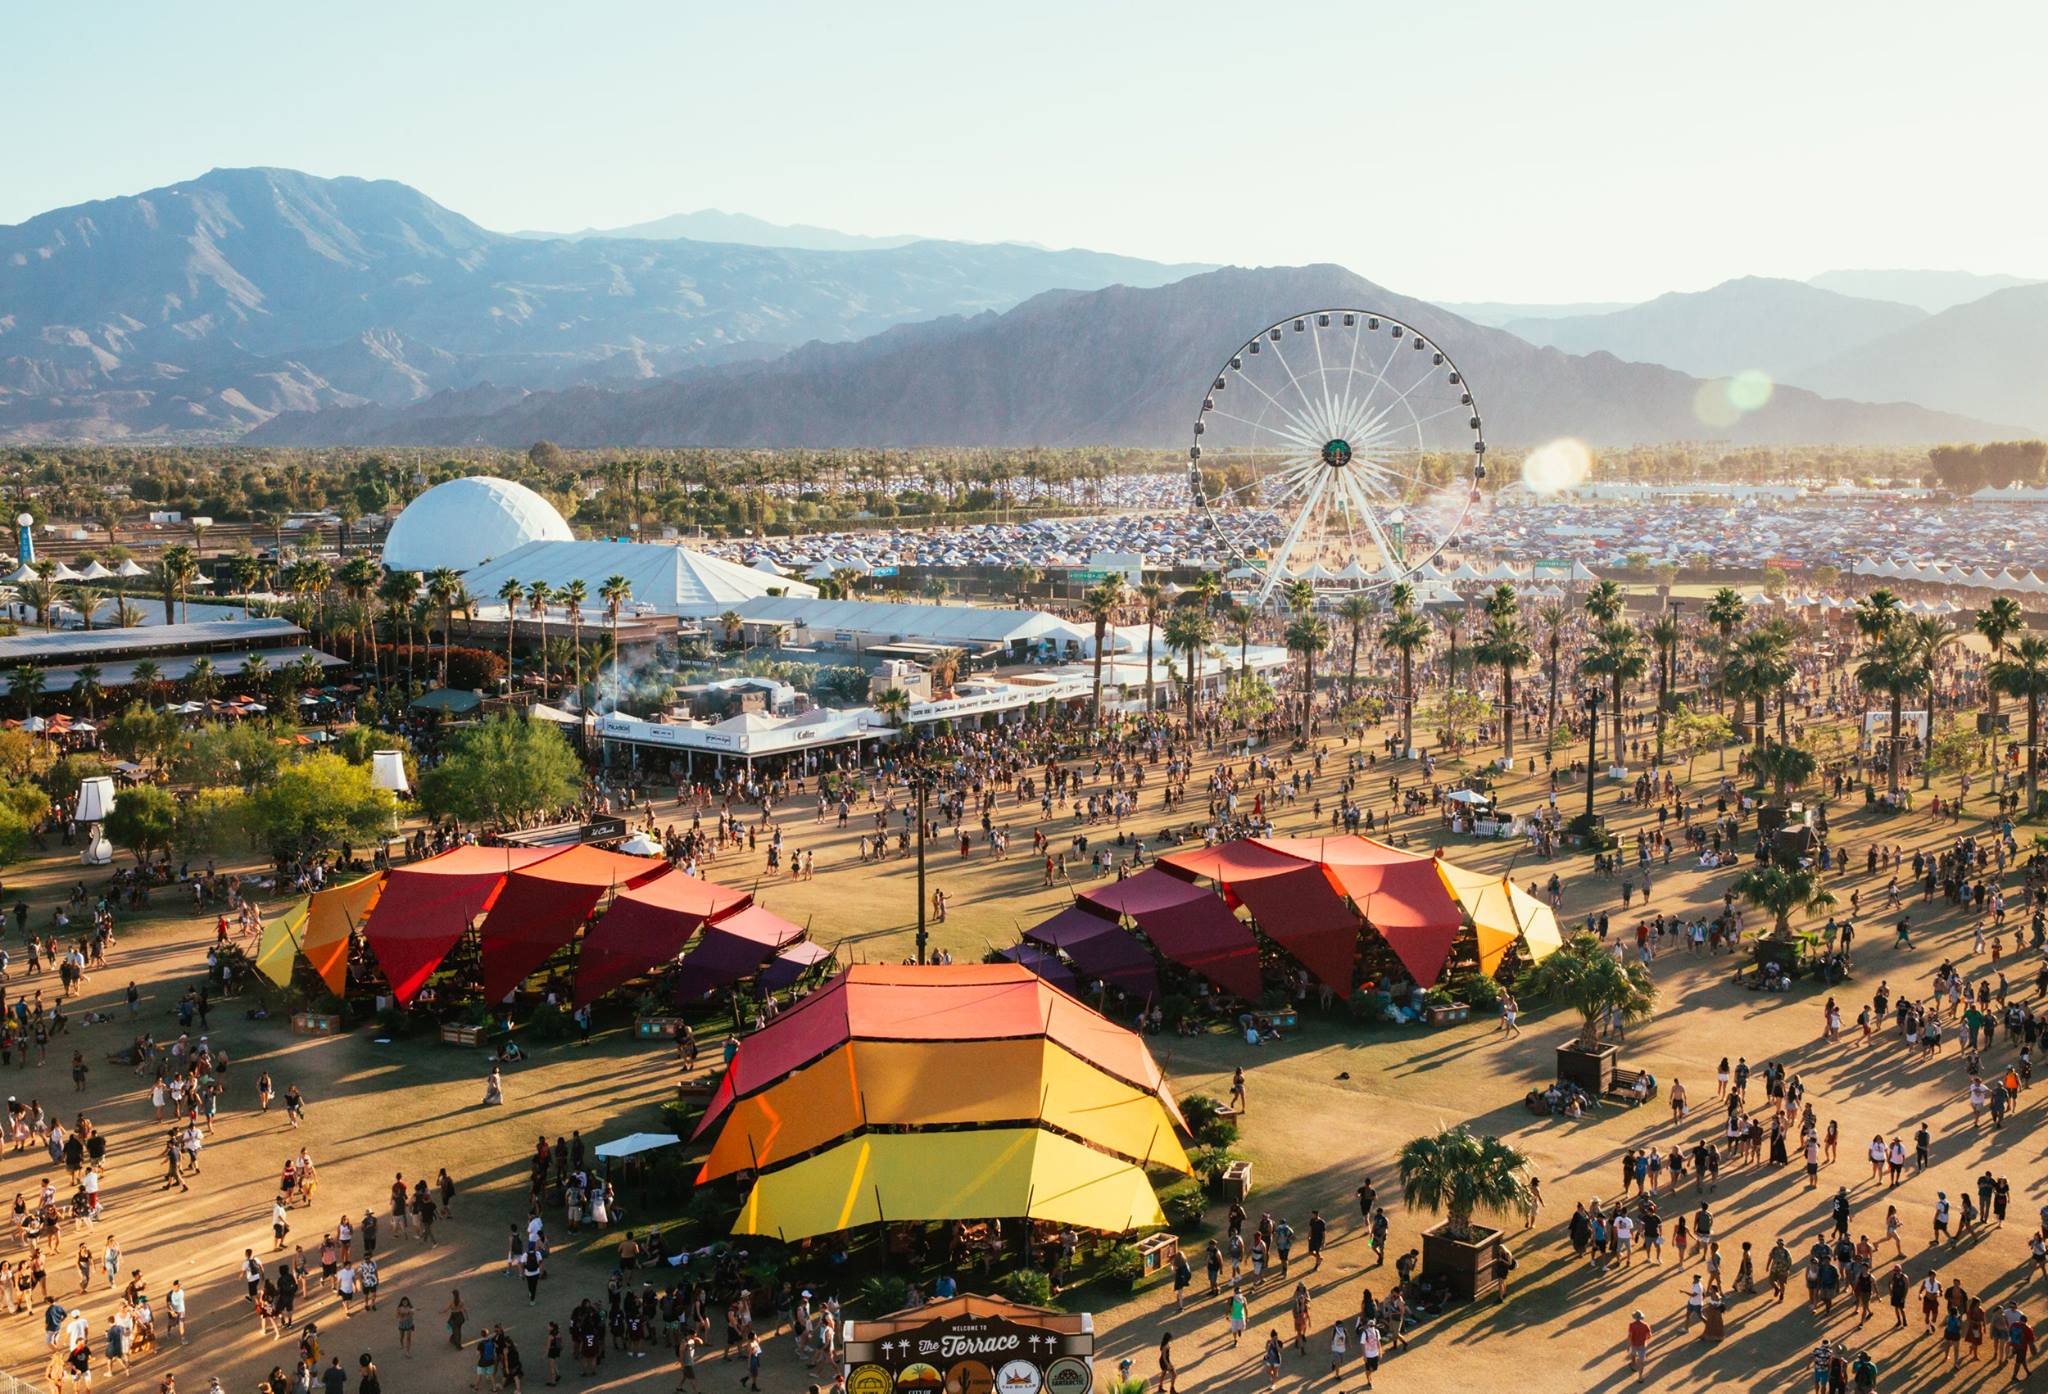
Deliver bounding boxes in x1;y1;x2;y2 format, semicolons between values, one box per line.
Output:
11;2;2043;302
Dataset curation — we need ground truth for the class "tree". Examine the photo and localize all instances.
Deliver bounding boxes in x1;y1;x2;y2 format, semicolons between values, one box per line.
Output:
8;665;44;720
175;787;249;857
1283;577;1316;616
1163;605;1214;730
1514;932;1656;1049
558;577;588;698
1857;629;1924;798
1666;704;1735;780
243;753;397;859
496;577;524;677
1732;864;1836;941
427;566;465;687
1475;612;1533;763
106;782;178;865
1380;605;1432;757
873;687;911;727
172;720;286;790
600;574;633;709
1284;614;1329;735
1977;596;2025;744
157;545;198;624
1218;670;1276;729
1854;589;1902;643
1579;622;1646;766
102;703;179;767
1909;617;1956;788
1992;635;2048;816
1648;609;1681;765
1703;587;1748;717
1336;594;1374;698
1750;741;1817;802
1396;1124;1538;1242
1538;601;1569;732
1137;578;1165;713
417;714;584;827
184;657;219;702
1084;576;1126;722
1583;579;1625;625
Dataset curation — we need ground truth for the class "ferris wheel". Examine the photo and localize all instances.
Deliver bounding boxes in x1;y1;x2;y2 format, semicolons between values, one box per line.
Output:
1187;309;1486;604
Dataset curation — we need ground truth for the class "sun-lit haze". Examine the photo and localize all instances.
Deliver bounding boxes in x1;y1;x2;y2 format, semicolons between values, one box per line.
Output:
9;1;2045;302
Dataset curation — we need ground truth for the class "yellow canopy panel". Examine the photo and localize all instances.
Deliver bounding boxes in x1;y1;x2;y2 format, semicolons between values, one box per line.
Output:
1508;881;1565;961
302;872;385;994
702;1037;1189;1181
1434;861;1524;977
731;1126;1166;1241
255;903;308;989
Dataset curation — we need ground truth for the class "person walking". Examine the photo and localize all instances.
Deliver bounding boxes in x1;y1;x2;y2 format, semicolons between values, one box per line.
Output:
1625;1310;1651;1382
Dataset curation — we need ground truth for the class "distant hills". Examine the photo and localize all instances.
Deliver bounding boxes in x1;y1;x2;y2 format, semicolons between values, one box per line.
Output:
511;208;925;252
247;265;2000;450
0;168;2034;445
1501;277;1928;383
0;167;1204;440
1806;269;2041;314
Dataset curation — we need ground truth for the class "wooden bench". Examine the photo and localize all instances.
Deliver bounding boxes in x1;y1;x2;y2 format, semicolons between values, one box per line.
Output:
1604;1069;1658;1107
439;1022;484;1046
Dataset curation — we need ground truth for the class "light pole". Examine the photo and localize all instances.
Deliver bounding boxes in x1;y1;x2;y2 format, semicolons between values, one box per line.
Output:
911;764;931;965
1583;687;1602;825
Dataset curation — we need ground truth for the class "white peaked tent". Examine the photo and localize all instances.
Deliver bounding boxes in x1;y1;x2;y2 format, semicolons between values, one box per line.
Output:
46;562;80;581
115;560;149;578
1335;560;1374;583
750;558;787;578
1301;562;1336;582
1568;560;1601;582
1414;561;1446;580
1997;569;2028;591
1484;561;1527;581
76;560;114;581
1446;560;1488;582
2019;572;2048;594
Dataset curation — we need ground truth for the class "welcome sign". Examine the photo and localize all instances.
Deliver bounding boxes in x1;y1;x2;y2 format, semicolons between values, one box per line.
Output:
843;1297;1093;1394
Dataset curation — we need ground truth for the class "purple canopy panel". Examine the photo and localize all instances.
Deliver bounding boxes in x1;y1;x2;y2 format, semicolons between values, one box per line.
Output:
997;943;1078;995
758;940;834;991
1024;904;1159;999
1023;903;1123;949
1080;867;1210;918
1133;895;1261;1000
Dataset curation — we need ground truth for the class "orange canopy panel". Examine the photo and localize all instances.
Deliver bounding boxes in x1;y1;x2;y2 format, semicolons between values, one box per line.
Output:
730;1126;1166;1241
1277;837;1462;988
699;1036;1190;1180
1159;840;1309;886
571;870;750;1006
364;846;564;1004
477;847;670;1001
701;963;1180;1132
301;871;386;995
1161;841;1359;996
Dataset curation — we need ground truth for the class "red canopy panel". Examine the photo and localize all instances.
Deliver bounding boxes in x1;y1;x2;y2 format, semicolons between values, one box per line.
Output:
1080;867;1211;918
1158;840;1309;886
1229;864;1360;997
699;964;1177;1132
572;871;751;1007
477;847;672;1002
1132;896;1262;1001
364;845;565;1004
673;904;806;1003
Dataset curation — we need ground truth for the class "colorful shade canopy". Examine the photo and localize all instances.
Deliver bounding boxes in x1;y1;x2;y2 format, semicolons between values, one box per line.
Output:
475;846;669;1001
1160;844;1361;997
673;903;806;1002
364;847;560;1003
759;940;836;992
1508;881;1566;960
255;871;386;993
731;1126;1166;1241
254;904;305;989
1081;869;1260;1000
1433;861;1524;978
701;963;1181;1131
700;1035;1190;1181
572;871;751;1006
1264;836;1464;988
1022;905;1159;999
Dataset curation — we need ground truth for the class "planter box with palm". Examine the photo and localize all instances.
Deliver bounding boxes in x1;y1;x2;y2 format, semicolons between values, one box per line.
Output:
1732;864;1835;975
1397;1123;1538;1302
1514;932;1655;1093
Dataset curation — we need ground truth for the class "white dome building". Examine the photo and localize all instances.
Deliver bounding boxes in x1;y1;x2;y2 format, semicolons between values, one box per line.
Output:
382;476;574;573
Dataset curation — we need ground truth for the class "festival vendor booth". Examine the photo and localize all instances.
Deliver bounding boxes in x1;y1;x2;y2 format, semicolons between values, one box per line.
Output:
842;1295;1094;1394
695;963;1188;1266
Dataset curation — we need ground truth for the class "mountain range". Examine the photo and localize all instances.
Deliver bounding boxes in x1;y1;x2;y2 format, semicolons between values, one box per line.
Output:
0;167;1204;440
1;167;2039;445
246;265;1996;449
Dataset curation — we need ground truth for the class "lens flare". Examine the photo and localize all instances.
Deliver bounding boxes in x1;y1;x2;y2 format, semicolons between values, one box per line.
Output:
1521;437;1594;495
1694;370;1775;429
1727;369;1775;412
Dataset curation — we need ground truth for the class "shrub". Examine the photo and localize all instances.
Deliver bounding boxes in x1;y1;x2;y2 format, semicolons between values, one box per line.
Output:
1102;1243;1146;1290
528;1002;571;1041
1190;1146;1243;1195
1180;1094;1238;1147
1461;973;1504;1012
438;646;507;690
658;1098;697;1135
1158;1180;1206;1231
995;1268;1055;1307
859;1275;908;1315
1159;994;1196;1028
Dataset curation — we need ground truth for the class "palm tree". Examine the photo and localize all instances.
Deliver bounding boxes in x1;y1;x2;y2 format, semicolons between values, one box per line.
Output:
228;552;262;616
1993;635;2048;817
1226;601;1254;674
1751;740;1817;803
1909;616;1956;788
1283;613;1329;735
8;664;44;719
1380;604;1432;757
496;577;524;678
1011;564;1043;606
1727;624;1795;751
130;660;162;705
1164;605;1214;730
1648;609;1681;765
1514;932;1657;1049
1084;576;1126;722
1396;1124;1538;1243
1476;612;1534;763
927;647;964;699
1583;579;1625;626
240;653;270;695
1283;577;1316;616
1537;601;1569;732
378;571;421;682
1579;621;1646;767
1855;588;1903;644
157;546;198;624
1704;587;1747;716
830;567;864;601
558;578;588;700
1335;594;1373;700
1187;571;1224;616
520;581;552;687
1135;579;1166;713
73;664;103;719
58;582;96;632
111;599;145;629
873;687;911;727
1732;864;1836;941
185;657;219;702
717;609;743;648
1857;628;1925;798
338;557;379;658
1977;596;2025;743
600;574;632;708
426;567;464;686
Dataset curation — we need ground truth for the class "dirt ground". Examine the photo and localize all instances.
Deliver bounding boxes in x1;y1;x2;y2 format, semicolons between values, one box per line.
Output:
0;706;2033;1394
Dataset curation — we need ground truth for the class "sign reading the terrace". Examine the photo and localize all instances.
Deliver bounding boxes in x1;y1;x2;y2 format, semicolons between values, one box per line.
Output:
843;1298;1092;1394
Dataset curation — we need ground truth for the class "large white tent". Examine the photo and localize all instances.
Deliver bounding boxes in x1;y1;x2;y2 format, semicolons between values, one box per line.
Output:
463;539;816;619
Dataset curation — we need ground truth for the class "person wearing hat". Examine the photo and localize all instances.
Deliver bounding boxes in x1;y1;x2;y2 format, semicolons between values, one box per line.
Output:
1625;1309;1651;1380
